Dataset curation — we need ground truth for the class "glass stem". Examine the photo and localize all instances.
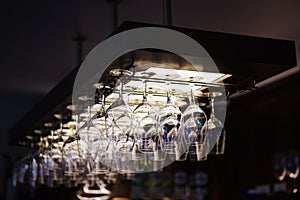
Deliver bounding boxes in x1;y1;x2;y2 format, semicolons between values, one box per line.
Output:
119;77;124;99
99;94;105;117
51;130;54;145
30;135;34;157
59;121;63;138
143;79;147;102
210;97;215;119
103;95;109;139
39;136;43;152
86;103;91;148
189;83;195;105
166;81;171;104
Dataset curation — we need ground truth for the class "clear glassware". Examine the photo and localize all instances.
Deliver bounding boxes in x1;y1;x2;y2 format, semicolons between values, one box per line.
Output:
63;137;85;187
133;77;164;172
286;150;300;179
12;162;19;187
106;69;134;173
61;104;86;186
18;158;28;185
273;153;287;181
202;95;226;155
77;97;102;175
20;136;39;188
158;81;183;161
180;81;207;161
42;138;64;188
90;84;112;175
34;135;48;186
50;146;64;186
106;69;133;134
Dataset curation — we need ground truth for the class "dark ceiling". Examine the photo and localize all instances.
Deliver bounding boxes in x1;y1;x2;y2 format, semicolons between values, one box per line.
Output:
1;0;299;157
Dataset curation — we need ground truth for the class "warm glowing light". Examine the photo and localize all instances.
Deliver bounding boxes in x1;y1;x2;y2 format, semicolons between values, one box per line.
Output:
293;188;298;193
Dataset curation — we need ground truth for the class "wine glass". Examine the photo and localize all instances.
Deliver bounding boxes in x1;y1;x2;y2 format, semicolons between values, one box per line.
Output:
20;137;39;187
61;104;87;186
77;96;103;175
29;137;38;187
202;93;226;155
158;77;183;161
49;124;66;187
133;75;164;172
180;78;207;161
45;112;76;187
91;83;113;175
63;139;83;187
42;140;64;187
18;157;29;185
286;150;300;179
34;135;48;186
273;153;287;181
106;69;134;173
106;69;133;134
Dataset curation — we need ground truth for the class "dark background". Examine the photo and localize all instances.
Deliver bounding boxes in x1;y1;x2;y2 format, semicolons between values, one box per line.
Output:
0;0;300;199
1;0;299;157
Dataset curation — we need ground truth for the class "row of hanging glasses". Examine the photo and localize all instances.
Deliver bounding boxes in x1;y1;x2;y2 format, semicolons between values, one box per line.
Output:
12;65;226;189
75;66;226;173
12;109;117;198
273;150;300;181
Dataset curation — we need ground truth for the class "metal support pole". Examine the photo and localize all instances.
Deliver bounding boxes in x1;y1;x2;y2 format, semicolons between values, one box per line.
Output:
163;0;172;26
107;0;118;32
72;34;86;66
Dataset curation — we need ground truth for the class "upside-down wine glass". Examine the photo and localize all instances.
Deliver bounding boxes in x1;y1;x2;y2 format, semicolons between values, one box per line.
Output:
52;121;66;187
286;150;300;179
273;153;287;181
106;69;134;174
133;73;164;172
180;78;207;161
77;96;102;175
62;104;86;187
33;135;46;187
91;83;113;175
202;93;226;155
158;75;183;161
88;83;115;192
42;116;65;188
26;136;39;187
